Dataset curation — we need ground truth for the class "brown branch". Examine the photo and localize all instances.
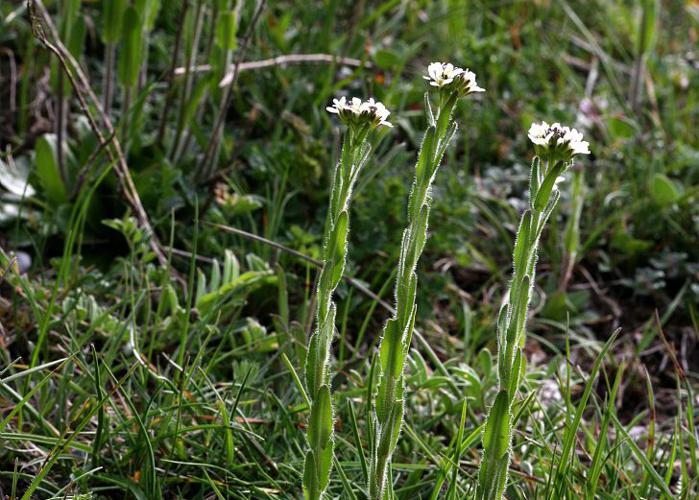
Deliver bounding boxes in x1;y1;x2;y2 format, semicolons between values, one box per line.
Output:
172;53;369;88
173;53;367;82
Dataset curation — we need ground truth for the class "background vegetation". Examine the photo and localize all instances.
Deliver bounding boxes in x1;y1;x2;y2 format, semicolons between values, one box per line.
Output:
0;0;697;498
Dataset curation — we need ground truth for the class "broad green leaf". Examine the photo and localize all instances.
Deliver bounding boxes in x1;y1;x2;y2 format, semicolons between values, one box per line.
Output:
533;161;565;211
305;332;320;397
135;0;161;31
303;451;317;500
477;390;511;500
102;0;127;44
35;134;68;205
482;389;510;460
379;319;404;379
216;10;238;51
307;385;334;492
375;377;395;425
402;304;417;357
509;350;522;397
650;173;679;206
376;403;399;459
478;348;492;377
540;187;561;232
388;383;405;451
414;127;435;191
308;384;333;448
435;93;458;138
330;210;349;287
305;304;334;397
496;304;509;377
117;6;144;87
413;204;430;261
512;210;531;279
317;436;333;490
163;284;179;314
69;22;87;59
511;275;531;345
398;272;417;330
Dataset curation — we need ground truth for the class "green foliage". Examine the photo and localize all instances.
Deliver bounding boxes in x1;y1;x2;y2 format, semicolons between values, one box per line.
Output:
303;120;379;499
0;0;697;499
478;150;587;498
650;173;680;206
369;88;465;500
116;6;143;88
477;390;510;500
34;134;68;205
102;0;127;44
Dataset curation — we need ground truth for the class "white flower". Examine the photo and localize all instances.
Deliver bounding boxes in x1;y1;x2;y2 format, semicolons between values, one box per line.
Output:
424;62;464;87
528;121;590;159
458;69;485;94
527;121;554;146
326;96;350;115
326;96;393;128
423;62;485;95
361;98;392;128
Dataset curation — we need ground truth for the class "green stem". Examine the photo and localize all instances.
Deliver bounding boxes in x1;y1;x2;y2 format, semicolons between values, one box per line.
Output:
303;125;371;500
477;156;566;500
369;94;458;500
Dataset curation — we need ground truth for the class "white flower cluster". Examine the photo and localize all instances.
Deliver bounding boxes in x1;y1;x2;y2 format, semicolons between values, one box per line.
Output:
423;62;485;95
326;96;393;129
528;121;590;158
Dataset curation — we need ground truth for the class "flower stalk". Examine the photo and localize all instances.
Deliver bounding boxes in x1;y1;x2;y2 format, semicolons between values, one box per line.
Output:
368;63;484;500
476;122;589;499
303;97;391;500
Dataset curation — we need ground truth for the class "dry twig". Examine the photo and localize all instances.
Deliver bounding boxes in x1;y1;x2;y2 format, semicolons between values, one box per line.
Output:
173;53;368;86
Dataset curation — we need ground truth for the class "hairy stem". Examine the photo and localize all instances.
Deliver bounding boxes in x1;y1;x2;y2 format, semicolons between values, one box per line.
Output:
477;156;566;500
369;92;458;500
303;125;371;500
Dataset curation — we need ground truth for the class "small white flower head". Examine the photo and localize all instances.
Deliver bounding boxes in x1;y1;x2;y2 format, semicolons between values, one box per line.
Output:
424;62;463;87
326;96;393;129
528;121;590;161
423;62;485;96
